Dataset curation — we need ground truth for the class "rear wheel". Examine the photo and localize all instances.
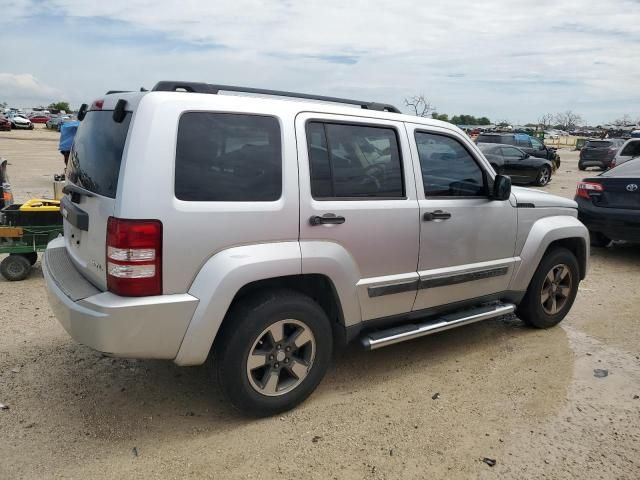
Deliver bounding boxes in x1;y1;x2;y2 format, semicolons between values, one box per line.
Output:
589;231;611;248
578;163;586;171
213;289;333;417
536;166;551;186
0;255;32;281
517;247;580;329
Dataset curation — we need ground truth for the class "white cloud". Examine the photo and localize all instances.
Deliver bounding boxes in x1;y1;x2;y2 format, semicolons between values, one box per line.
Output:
0;74;65;105
0;0;638;123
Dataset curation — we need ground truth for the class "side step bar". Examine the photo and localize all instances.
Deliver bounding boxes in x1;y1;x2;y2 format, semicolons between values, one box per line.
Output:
361;303;516;350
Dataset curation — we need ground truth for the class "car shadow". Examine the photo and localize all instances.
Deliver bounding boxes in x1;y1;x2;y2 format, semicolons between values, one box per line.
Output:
6;313;559;443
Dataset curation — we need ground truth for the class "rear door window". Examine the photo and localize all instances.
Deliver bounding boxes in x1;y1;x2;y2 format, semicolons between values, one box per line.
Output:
306;122;404;198
175;113;282;201
67;111;132;198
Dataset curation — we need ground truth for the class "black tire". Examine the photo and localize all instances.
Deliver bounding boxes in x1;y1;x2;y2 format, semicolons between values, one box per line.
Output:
536;166;551;186
0;255;32;281
578;163;586;171
212;289;333;417
516;247;580;329
589;231;611;248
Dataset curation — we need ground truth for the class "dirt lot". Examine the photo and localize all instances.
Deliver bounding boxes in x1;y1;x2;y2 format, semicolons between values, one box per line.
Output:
1;127;639;479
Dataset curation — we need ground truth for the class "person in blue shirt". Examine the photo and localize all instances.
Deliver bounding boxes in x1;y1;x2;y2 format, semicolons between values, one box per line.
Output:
59;120;80;166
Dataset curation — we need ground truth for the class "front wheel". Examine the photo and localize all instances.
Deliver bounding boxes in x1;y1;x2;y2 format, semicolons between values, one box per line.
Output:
516;247;580;329
536;166;551;186
213;289;333;417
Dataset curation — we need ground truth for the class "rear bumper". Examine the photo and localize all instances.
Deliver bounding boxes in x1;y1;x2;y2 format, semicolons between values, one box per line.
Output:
577;198;640;242
43;237;199;359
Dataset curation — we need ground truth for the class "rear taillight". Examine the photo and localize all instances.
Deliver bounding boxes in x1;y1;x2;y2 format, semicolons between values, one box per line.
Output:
610;158;617;168
576;181;603;199
106;217;162;296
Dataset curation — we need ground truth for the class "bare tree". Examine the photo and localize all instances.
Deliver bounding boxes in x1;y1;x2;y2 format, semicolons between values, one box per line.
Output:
537;113;554;128
404;94;436;117
554;110;583;130
614;114;633;126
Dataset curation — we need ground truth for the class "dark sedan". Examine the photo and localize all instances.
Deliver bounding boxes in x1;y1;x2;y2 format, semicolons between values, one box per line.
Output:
478;143;554;186
0;115;10;131
578;138;625;171
576;158;640;247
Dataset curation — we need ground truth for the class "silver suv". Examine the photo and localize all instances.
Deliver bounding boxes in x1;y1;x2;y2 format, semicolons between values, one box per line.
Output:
44;81;589;416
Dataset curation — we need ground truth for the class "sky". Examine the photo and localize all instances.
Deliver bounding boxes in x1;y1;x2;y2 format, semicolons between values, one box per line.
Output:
1;0;639;125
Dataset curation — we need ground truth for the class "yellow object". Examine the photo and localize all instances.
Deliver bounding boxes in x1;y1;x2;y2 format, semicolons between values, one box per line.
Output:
0;226;23;237
18;198;61;212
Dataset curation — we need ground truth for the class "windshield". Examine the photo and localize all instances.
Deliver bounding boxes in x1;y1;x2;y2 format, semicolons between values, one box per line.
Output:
67;111;132;198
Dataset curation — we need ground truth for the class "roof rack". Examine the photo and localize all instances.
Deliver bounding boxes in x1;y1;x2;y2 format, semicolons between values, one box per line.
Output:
151;81;401;113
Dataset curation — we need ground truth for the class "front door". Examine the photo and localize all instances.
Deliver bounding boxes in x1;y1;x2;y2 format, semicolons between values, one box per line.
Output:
296;113;420;321
407;124;518;311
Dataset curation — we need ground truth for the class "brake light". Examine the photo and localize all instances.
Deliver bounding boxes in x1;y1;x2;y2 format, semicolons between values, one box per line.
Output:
90;99;104;110
576;181;603;199
106;217;162;296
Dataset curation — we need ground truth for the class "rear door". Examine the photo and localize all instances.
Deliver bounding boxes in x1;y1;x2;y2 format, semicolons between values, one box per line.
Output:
407;124;518;310
63;108;133;289
615;140;640;166
296;113;420;321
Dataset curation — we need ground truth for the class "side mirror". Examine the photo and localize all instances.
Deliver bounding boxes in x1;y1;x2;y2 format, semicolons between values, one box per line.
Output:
492;174;511;201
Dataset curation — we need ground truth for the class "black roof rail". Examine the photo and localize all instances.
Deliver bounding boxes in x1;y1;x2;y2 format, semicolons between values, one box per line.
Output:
151;81;401;113
105;90;132;95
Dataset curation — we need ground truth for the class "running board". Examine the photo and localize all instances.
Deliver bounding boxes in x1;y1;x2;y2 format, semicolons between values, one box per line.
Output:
360;303;516;350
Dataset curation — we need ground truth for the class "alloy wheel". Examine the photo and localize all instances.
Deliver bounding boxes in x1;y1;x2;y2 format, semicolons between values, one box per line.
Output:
246;319;316;396
540;263;572;315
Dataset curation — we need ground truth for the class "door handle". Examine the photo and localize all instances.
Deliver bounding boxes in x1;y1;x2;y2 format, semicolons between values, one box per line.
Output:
309;213;346;226
423;210;451;221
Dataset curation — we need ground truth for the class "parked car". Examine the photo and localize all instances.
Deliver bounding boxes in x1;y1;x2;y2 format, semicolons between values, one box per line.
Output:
578;138;626;170
477;143;554;186
28;113;50;124
610;138;640;169
0;114;11;131
576;158;640;247
46;115;71;130
475;132;560;169
44;81;588;416
7;114;33;130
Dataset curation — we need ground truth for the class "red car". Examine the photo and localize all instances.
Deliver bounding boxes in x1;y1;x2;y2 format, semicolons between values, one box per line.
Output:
0;115;11;131
29;114;50;124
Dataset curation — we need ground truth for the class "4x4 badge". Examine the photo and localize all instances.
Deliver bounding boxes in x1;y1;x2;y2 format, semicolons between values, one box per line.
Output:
626;184;638;192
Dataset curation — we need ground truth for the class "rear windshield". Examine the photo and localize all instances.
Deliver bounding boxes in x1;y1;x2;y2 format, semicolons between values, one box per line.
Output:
67;111;132;198
585;140;612;148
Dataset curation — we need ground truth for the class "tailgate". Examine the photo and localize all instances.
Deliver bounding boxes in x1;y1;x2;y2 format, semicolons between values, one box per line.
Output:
593;178;640;210
64;109;132;289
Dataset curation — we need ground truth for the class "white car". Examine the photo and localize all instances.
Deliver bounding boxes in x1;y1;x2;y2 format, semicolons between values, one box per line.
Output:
611;138;640;168
7;114;34;130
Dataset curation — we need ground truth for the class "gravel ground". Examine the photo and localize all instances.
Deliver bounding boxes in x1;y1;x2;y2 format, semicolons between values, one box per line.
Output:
1;127;639;479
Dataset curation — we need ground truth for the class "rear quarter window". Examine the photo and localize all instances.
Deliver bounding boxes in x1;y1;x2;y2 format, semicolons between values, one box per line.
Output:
175;113;282;201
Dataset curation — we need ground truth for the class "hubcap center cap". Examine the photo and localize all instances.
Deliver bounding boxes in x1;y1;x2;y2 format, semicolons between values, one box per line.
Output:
276;351;286;362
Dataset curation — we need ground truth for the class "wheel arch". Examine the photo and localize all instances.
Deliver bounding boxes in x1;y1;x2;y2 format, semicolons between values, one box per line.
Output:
510;215;589;292
173;242;359;366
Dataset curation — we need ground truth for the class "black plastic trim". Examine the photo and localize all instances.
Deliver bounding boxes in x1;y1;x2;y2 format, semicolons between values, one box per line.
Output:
60;196;89;231
368;279;419;298
516;202;536;208
151;81;400;112
419;267;509;289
